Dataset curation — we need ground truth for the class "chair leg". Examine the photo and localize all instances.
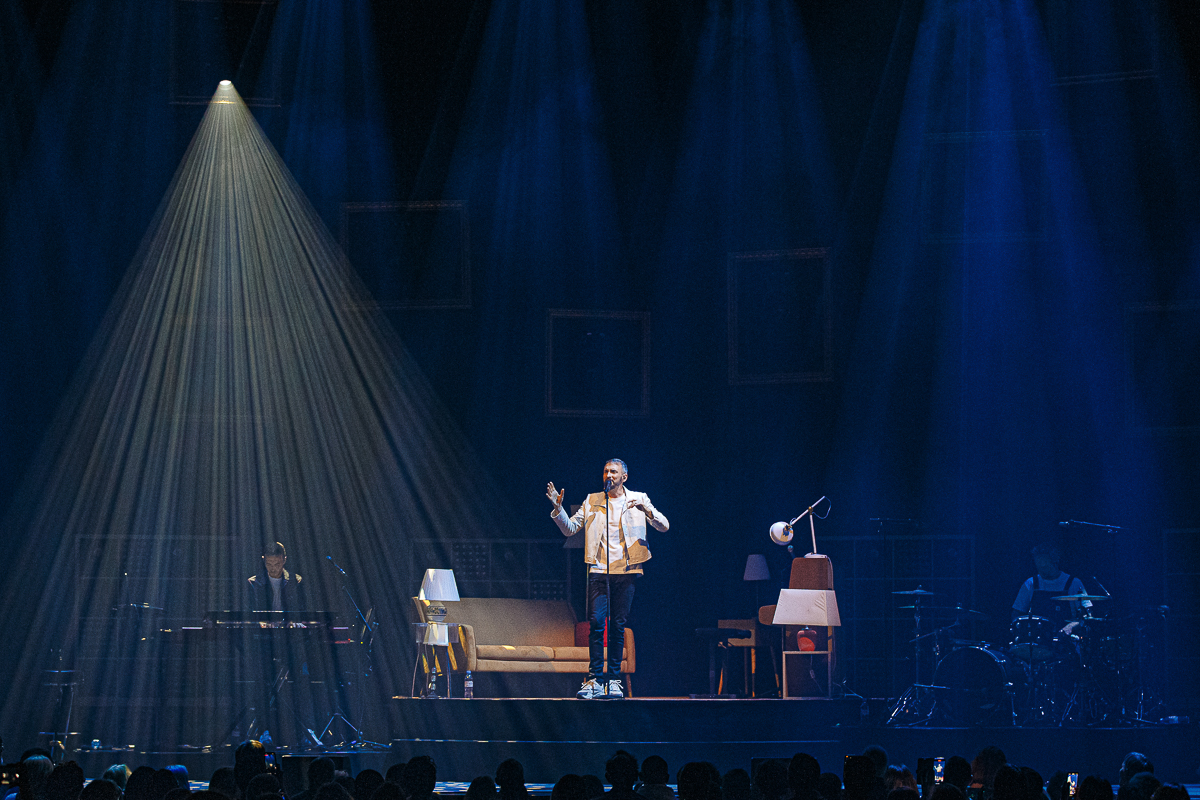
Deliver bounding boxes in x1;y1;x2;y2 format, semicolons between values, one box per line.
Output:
769;641;782;696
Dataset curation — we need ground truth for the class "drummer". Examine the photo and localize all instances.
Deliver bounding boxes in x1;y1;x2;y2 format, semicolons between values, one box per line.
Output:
1011;543;1092;634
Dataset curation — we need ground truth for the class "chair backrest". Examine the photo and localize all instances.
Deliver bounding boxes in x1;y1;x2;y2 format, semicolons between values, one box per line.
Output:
788;555;834;590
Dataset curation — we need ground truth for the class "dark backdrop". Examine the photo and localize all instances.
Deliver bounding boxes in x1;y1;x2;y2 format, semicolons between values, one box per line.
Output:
2;0;1199;710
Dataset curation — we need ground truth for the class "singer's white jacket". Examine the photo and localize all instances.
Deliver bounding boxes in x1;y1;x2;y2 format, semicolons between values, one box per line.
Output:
551;490;669;570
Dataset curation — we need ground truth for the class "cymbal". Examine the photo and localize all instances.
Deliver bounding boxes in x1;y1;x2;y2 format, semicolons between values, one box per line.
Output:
898;605;988;619
1050;593;1109;602
892;588;936;596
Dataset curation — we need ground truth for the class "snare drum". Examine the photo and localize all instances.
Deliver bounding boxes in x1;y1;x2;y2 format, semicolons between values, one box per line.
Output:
1009;615;1057;661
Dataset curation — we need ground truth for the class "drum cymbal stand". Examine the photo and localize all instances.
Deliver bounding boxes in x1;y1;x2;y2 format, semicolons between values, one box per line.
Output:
1069;624;1127;726
886;592;948;726
1127;608;1167;723
1103;607;1168;725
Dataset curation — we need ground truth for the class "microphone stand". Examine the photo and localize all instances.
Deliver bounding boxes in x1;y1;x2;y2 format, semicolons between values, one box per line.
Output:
318;557;381;747
327;556;376;641
604;478;613;693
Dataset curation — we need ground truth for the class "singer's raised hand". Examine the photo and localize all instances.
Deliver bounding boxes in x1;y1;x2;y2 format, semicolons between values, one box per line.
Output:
546;482;565;512
629;496;653;520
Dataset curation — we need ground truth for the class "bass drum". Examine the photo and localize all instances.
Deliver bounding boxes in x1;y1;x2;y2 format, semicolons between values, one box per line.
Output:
934;645;1027;725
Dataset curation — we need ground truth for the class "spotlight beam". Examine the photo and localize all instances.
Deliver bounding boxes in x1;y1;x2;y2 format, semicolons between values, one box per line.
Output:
1;82;515;747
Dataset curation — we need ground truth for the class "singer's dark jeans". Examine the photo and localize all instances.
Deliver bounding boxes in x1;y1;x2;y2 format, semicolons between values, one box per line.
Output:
587;573;637;679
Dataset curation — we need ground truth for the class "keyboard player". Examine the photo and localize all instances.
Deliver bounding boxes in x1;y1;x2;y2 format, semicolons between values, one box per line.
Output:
246;541;307;612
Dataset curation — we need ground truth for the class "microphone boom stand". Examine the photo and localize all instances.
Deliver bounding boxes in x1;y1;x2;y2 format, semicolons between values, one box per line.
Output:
317;557;383;747
605;479;613;696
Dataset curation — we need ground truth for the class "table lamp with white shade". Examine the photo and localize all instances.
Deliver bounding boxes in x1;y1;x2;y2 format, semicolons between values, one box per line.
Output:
418;568;460;623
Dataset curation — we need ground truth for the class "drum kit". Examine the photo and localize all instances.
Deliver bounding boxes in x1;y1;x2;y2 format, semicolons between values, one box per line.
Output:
885;587;1166;727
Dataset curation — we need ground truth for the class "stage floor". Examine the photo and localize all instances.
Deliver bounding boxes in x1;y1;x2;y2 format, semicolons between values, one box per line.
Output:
384;697;1195;783
64;697;1198;786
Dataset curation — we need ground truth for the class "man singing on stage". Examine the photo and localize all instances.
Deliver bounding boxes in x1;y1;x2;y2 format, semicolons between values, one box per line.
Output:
547;458;669;700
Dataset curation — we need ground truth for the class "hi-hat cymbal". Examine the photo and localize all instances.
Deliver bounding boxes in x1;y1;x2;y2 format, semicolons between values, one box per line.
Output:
1050;593;1109;602
892;588;936;596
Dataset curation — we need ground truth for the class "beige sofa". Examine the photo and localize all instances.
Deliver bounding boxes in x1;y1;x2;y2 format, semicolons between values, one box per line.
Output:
413;597;635;694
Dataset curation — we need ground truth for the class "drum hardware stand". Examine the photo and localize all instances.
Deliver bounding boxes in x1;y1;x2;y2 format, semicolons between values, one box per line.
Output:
1056;605;1169;727
1126;609;1167;724
1022;658;1060;725
41;656;78;762
890;682;952;723
886;589;945;726
1078;579;1133;726
1053;668;1084;726
887;683;935;726
1007;678;1021;725
1072;633;1131;727
311;710;363;747
1101;607;1168;726
1024;630;1094;727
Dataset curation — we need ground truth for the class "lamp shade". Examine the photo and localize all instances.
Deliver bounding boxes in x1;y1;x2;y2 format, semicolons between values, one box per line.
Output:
743;554;770;581
770;589;841;627
418;568;460;602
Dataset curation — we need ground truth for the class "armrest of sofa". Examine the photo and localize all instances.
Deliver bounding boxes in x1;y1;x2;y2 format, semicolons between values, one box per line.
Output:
412;596;478;673
458;623;477;672
417;624;476;675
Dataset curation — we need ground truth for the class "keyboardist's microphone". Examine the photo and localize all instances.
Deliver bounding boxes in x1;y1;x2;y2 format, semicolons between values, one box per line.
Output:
326;555;347;575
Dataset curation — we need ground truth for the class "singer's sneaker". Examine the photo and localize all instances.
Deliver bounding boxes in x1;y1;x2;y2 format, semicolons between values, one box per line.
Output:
603;679;625;699
577;678;603;699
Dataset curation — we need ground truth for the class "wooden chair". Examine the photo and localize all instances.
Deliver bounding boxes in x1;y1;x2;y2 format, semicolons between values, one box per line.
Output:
758;555;836;697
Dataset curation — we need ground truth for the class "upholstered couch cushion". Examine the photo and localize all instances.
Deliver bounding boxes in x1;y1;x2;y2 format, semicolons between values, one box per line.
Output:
475;644;556;661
